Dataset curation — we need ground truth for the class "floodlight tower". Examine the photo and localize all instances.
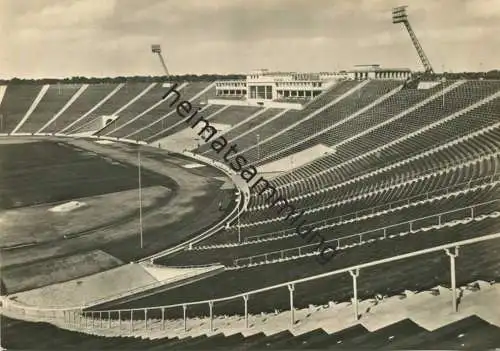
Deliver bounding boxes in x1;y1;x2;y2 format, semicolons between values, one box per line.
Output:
151;44;170;76
392;6;434;73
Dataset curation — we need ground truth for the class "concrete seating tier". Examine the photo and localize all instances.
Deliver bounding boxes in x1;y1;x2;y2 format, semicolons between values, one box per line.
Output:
43;83;120;134
218;180;498;244
95;83;170;137
243;143;498;226
4;314;500;350
15;84;83;134
209;105;262;125
72;83;152;135
156;185;499;266
242;80;402;163
252;92;500;207
109;82;215;140
195;107;283;154
0;84;45;133
201;81;361;160
265;129;500;213
102;223;500;318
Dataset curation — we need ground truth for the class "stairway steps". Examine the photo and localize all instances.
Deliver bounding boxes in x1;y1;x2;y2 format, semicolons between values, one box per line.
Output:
411;316;500;350
167;334;209;349
100;336;159;349
233;332;266;349
78;336;138;349
333;319;426;349
164;333;221;349
201;332;246;348
146;336;192;350
268;328;328;349
297;324;369;349
240;330;295;350
183;333;242;349
4;301;500;350
386;315;491;349
427;322;500;350
126;337;177;350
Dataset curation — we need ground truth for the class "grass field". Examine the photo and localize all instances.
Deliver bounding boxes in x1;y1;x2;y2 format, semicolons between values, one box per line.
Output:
0;140;172;210
2;250;123;294
0;186;171;249
0;138;234;294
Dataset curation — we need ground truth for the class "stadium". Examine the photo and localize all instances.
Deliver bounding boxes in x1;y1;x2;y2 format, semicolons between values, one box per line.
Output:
1;2;500;350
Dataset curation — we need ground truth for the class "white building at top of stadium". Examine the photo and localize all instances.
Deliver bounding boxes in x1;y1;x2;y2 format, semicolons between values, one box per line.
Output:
214;66;411;103
215;69;342;101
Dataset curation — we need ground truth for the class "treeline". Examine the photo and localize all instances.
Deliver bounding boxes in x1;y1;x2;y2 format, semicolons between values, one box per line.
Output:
0;74;246;85
1;71;499;85
413;70;500;80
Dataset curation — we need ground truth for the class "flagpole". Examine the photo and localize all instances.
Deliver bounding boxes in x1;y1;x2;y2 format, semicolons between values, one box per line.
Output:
138;147;143;248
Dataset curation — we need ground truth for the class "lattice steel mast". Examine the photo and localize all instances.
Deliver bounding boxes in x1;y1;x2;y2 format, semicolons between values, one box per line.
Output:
392;6;434;73
151;44;170;76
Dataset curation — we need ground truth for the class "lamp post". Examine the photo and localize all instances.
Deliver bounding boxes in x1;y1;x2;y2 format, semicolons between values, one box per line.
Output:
392;6;434;74
256;134;260;159
235;191;241;243
138;146;144;249
151;44;170;77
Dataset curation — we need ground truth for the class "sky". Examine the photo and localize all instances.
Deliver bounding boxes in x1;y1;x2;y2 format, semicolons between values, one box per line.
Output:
0;0;499;78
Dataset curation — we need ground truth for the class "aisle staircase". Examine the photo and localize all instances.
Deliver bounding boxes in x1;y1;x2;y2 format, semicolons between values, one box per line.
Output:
2;280;500;349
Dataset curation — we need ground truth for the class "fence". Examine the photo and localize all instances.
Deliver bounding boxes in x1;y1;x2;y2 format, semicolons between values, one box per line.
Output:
4;232;500;336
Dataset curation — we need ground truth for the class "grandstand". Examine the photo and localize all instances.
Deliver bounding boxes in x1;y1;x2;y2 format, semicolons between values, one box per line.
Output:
1;5;500;351
1;71;499;348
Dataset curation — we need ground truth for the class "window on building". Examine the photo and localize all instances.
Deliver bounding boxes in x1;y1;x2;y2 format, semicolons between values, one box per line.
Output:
249;86;257;99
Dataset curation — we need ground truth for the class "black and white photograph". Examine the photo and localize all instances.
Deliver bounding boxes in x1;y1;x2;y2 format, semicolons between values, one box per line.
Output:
1;0;500;349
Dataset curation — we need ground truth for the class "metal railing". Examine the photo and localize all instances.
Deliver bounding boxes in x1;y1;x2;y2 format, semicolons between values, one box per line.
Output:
12;232;497;335
234;198;500;266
